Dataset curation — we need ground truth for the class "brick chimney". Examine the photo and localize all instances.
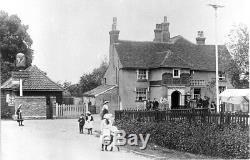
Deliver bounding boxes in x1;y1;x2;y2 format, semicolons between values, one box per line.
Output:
196;31;206;45
154;16;170;42
109;17;120;66
109;17;120;44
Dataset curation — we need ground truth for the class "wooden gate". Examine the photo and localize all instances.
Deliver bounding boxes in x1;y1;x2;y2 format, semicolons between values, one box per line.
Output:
55;103;85;118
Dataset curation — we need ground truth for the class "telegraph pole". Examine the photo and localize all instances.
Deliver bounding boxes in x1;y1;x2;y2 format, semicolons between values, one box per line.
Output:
208;3;224;112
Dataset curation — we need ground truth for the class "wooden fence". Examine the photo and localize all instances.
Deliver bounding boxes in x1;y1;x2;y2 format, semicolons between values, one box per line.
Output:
115;109;249;127
55;103;85;118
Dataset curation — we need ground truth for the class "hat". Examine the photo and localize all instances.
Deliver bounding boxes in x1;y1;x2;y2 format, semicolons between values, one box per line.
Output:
103;101;109;104
86;111;91;114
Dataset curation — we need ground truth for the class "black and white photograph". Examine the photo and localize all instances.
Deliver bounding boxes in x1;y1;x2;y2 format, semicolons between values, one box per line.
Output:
0;0;249;159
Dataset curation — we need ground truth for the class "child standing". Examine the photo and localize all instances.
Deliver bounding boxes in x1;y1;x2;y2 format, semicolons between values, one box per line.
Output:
78;114;85;134
85;111;94;134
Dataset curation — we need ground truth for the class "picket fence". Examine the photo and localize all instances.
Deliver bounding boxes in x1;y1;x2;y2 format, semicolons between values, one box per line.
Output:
55;103;85;118
115;109;249;127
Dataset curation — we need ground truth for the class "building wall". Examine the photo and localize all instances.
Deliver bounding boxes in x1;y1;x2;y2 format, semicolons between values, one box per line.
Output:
1;90;15;118
95;87;118;114
20;91;63;104
150;68;190;81
104;48;122;85
118;68;233;109
119;69;149;109
15;96;46;118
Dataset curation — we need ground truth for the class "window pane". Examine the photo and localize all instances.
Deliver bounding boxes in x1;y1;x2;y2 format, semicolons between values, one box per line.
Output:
136;88;147;101
138;69;147;80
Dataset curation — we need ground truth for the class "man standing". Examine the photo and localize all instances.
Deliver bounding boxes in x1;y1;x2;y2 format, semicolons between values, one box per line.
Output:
153;98;159;110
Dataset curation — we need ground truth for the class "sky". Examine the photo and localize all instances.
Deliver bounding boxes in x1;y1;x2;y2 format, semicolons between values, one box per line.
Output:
1;0;249;84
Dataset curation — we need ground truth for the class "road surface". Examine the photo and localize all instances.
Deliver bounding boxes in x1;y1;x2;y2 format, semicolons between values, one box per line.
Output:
1;119;150;160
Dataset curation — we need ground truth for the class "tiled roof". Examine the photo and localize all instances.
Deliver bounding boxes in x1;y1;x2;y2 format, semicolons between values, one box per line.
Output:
83;85;116;97
1;65;63;91
115;38;230;71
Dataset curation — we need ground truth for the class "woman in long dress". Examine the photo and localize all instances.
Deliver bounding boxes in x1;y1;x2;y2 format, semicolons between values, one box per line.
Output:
85;111;94;134
16;104;24;126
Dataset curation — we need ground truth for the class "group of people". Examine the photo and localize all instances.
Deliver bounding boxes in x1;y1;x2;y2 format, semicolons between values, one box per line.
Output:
78;111;94;134
145;98;159;110
100;101;120;151
78;100;120;151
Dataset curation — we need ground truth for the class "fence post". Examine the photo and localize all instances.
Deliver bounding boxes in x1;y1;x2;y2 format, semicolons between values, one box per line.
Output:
55;103;58;118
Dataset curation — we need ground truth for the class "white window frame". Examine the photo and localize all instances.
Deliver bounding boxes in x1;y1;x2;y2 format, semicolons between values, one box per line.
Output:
173;69;180;78
135;88;147;101
137;69;148;80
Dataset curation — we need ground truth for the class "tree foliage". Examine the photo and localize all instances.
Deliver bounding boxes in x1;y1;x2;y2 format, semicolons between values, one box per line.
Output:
226;24;249;88
78;60;108;95
62;59;108;97
0;10;33;83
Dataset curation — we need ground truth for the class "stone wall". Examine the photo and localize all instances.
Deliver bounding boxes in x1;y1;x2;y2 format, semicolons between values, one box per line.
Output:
15;96;46;119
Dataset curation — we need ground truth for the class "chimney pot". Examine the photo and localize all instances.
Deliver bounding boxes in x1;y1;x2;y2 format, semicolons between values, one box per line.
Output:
112;17;117;30
196;31;206;45
164;16;167;23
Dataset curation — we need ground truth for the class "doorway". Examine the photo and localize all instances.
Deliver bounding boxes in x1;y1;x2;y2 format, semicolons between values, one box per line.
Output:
171;91;180;109
46;96;53;119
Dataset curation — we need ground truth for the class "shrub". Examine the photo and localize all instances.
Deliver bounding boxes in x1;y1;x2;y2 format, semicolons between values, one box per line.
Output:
115;118;249;159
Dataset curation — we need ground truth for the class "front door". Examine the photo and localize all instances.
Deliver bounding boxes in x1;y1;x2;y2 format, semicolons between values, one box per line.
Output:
171;91;180;109
46;96;53;119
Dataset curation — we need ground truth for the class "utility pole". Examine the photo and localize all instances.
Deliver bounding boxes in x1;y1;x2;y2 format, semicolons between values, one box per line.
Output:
208;2;224;112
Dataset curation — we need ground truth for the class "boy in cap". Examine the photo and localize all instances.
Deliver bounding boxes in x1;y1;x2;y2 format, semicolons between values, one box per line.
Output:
78;114;85;134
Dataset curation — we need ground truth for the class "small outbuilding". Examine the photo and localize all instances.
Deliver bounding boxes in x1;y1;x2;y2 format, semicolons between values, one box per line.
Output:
1;65;63;119
83;85;118;114
219;89;249;113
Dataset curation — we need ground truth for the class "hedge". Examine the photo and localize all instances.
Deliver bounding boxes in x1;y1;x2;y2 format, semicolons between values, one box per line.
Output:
115;117;249;159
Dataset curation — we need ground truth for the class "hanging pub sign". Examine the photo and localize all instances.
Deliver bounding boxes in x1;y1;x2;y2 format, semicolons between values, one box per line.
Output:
16;53;26;68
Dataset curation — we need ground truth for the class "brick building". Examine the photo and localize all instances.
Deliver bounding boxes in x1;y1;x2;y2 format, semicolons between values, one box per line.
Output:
85;17;233;112
1;65;63;119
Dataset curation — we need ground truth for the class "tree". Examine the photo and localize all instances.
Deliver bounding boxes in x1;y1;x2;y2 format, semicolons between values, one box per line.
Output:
78;58;108;95
226;24;249;88
0;10;33;83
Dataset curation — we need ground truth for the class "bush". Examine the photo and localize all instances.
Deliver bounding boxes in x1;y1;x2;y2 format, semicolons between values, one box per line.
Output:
115;118;249;159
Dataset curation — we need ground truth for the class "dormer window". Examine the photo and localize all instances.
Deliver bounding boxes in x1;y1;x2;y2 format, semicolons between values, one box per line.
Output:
137;69;148;80
173;69;180;78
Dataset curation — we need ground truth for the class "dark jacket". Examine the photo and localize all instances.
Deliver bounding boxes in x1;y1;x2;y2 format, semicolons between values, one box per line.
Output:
78;117;85;125
86;115;93;121
16;108;23;121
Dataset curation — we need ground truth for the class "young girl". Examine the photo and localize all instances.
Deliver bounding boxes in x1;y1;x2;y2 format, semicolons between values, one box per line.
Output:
85;111;94;134
16;104;24;126
100;114;112;151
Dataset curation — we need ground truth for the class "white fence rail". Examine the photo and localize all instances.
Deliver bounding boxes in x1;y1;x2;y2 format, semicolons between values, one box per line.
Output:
55;103;85;118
